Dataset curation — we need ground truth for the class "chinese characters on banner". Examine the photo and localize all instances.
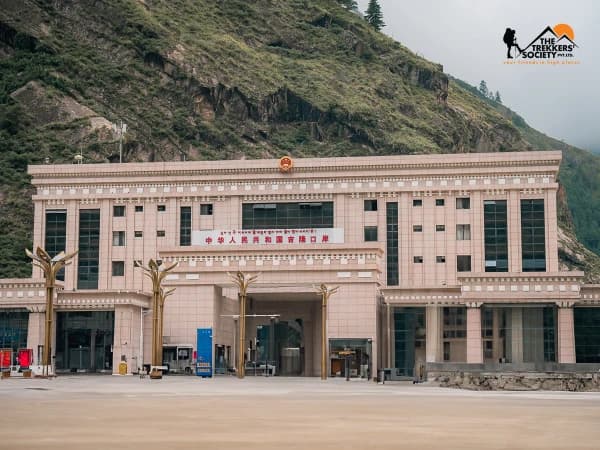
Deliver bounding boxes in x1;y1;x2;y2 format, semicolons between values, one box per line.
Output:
192;228;344;246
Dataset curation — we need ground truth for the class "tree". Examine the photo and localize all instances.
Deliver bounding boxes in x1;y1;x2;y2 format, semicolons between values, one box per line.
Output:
337;0;358;11
365;0;385;31
495;91;502;103
478;80;488;98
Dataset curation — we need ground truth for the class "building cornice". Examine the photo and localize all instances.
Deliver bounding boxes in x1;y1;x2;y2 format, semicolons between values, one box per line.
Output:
28;151;562;185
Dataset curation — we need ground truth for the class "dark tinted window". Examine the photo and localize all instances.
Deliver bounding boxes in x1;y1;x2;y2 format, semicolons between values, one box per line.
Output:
242;202;333;229
364;226;378;242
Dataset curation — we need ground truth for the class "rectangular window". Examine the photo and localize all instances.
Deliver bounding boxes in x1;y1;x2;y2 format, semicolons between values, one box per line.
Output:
413;225;423;232
77;209;100;289
134;231;143;238
113;205;125;217
412;199;422;207
456;198;470;209
386;203;399;286
364;199;378;211
112;261;125;277
157;230;165;237
443;342;450;361
436;199;445;206
457;255;471;272
135;205;144;213
484;200;508;272
45;210;67;282
521;199;546;272
456;224;471;240
157;205;166;212
112;231;125;246
200;204;213;216
180;206;192;246
413;256;423;263
436;256;446;263
364;226;378;242
242;202;333;229
436;224;445;232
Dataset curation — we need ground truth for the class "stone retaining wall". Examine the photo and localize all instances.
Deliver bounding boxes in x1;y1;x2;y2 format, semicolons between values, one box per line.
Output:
430;371;600;391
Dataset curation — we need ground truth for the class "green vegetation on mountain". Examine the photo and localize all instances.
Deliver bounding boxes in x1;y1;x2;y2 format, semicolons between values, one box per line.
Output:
1;0;599;280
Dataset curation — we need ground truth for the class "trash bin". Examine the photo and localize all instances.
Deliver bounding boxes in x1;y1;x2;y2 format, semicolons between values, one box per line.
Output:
118;362;127;375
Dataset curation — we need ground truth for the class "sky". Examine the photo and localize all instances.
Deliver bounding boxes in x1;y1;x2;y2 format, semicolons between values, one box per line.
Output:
357;0;600;152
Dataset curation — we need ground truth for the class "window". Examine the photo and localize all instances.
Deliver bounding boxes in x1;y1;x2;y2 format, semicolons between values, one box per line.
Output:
180;206;192;246
112;231;125;246
112;261;125;277
135;205;144;212
113;205;125;217
484;200;508;272
457;255;471;272
456;224;471;240
157;204;166;212
134;231;143;238
386;203;399;285
413;225;422;232
436;225;445;232
157;230;165;237
456;198;470;209
436;199;445;206
412;199;422;207
45;211;67;281
413;256;423;263
364;226;378;242
521;199;546;271
77;209;100;289
364;199;378;212
242;202;333;229
436;256;446;263
443;342;450;361
200;204;213;216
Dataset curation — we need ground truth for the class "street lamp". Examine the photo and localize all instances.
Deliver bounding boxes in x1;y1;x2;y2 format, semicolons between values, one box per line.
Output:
26;247;78;377
314;284;339;381
158;286;176;368
228;271;259;379
134;258;178;379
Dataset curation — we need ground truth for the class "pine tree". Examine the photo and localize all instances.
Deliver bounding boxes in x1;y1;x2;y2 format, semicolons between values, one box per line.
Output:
337;0;358;11
494;91;502;103
365;0;385;31
478;80;488;98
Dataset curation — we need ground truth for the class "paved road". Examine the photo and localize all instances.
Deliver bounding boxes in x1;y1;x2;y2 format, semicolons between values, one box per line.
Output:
1;376;599;449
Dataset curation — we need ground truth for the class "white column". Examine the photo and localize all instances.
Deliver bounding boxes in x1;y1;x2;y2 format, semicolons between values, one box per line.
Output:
426;305;442;363
466;303;483;364
511;307;523;363
557;302;576;364
26;310;45;365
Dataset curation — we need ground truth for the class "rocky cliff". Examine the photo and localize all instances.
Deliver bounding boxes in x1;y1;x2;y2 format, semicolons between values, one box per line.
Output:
1;0;599;279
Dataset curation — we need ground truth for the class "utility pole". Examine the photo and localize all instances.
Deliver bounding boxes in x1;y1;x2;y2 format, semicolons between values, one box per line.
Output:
113;120;127;163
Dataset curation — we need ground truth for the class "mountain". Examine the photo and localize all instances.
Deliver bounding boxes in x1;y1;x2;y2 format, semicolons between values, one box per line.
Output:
1;0;600;280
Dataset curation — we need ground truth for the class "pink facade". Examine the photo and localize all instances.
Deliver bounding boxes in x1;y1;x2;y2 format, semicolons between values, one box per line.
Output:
2;150;600;377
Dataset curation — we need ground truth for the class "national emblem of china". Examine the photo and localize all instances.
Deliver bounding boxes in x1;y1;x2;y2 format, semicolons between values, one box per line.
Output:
279;156;293;173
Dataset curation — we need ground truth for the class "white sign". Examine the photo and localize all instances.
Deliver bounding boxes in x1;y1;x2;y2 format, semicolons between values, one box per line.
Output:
192;228;344;246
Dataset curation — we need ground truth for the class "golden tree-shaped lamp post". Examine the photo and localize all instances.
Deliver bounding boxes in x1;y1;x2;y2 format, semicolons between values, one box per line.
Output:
158;287;176;367
26;247;78;377
315;283;339;380
229;271;259;379
135;258;178;379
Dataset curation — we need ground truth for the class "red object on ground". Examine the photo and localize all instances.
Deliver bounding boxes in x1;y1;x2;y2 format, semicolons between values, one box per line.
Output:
17;349;33;368
0;349;12;369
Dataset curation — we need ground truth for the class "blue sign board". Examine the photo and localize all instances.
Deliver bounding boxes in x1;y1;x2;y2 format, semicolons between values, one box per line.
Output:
196;328;212;377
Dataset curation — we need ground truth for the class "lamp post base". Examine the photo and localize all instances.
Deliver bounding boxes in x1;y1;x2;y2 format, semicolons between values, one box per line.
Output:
149;370;163;379
31;365;55;377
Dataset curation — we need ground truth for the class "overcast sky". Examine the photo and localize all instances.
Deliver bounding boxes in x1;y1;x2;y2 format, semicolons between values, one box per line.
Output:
357;0;600;152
